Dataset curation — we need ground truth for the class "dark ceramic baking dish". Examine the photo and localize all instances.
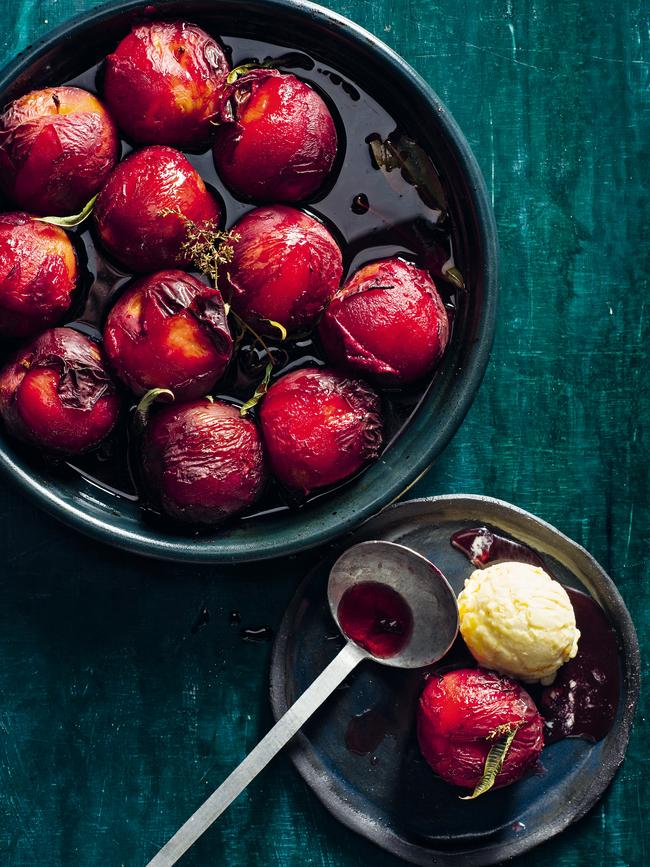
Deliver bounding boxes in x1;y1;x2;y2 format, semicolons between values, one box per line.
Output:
0;0;498;562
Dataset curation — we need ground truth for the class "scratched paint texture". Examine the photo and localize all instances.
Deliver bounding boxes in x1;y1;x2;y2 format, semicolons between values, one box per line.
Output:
0;0;648;864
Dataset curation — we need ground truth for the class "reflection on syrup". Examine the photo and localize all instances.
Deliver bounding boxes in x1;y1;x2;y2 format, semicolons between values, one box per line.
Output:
450;527;621;744
337;581;413;659
240;625;273;643
3;34;465;523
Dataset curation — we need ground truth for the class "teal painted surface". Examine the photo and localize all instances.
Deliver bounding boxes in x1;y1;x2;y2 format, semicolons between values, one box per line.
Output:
0;1;648;866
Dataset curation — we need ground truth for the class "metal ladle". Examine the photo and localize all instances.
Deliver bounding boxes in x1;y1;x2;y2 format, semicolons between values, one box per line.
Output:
147;540;459;867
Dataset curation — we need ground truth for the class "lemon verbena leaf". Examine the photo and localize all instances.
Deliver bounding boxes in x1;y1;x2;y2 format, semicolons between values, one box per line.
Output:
34;194;98;228
134;388;175;434
239;362;273;416
441;264;466;290
460;724;520;801
227;62;259;84
265;319;287;341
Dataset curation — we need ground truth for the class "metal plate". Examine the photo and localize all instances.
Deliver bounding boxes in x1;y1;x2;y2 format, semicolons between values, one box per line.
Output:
269;495;640;865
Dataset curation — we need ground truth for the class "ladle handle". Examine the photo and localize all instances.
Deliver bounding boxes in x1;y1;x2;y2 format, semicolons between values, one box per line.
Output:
146;640;366;867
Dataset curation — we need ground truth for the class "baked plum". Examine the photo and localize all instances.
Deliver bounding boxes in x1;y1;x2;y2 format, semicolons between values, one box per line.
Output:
0;327;120;454
93;145;221;272
225;206;342;334
140;399;266;524
104;270;232;401
213;68;337;202
104;21;230;149
258;367;382;495
319;257;449;385
417;668;544;793
0;213;78;338
0;86;118;215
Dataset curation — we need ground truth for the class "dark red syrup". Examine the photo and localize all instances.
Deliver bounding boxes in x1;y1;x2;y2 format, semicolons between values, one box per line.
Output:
450;527;621;743
538;586;620;743
0;32;465;529
345;707;395;756
337;581;413;659
451;525;547;571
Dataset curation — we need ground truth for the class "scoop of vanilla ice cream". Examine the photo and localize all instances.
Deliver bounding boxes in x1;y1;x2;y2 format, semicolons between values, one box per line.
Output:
457;561;580;685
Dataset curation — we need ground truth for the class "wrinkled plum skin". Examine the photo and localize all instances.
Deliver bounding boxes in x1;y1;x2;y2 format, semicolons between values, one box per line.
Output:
0;86;119;216
93;145;221;273
104;270;232;400
0;327;120;454
104;21;230;149
0;213;78;338
213;69;338;202
225;206;343;334
417;668;544;791
259;367;382;495
319;257;450;386
141;399;266;525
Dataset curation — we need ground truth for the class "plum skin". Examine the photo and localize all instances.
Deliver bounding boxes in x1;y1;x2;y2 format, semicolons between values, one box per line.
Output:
0;213;78;338
141;399;267;525
225;206;343;334
104;21;230;149
104;270;232;400
213;68;338;202
417;668;544;791
319;257;450;386
93;145;221;273
0;86;119;216
0;327;120;454
258;367;383;495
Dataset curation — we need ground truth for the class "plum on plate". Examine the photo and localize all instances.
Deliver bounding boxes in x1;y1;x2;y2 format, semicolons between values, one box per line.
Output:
104;21;230;149
225;206;342;334
213;68;337;202
319;257;449;385
0;213;78;338
140;398;266;525
258;367;382;495
104;270;232;400
0;86;119;216
417;668;544;793
93;145;221;272
0;327;120;454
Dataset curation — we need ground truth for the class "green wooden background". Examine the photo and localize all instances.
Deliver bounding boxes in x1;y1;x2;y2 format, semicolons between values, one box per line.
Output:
0;0;648;864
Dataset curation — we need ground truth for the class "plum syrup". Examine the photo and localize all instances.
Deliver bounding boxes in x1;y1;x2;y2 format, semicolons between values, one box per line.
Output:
337;581;413;659
6;35;465;524
450;527;621;743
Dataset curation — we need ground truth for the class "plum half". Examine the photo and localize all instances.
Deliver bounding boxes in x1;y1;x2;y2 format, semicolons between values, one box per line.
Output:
258;367;382;495
417;668;544;792
319;257;450;386
225;206;343;334
104;270;232;400
93;145;221;273
0;327;120;454
213;68;337;202
140;399;266;525
0;86;119;216
104;21;230;149
0;213;78;338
